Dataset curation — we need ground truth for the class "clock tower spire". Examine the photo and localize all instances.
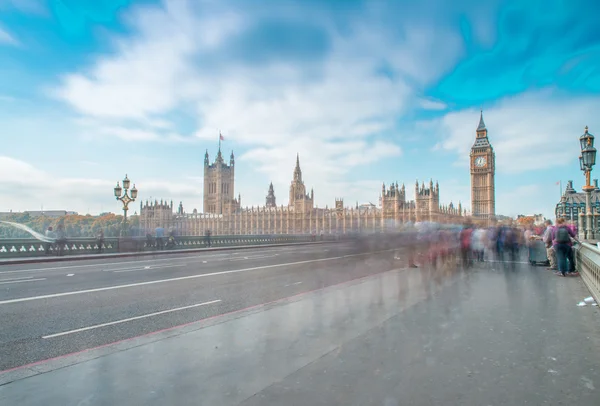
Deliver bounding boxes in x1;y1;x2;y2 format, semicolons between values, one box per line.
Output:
470;110;495;224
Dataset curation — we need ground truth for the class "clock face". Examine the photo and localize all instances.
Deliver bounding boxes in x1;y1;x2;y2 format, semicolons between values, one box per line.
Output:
475;156;487;167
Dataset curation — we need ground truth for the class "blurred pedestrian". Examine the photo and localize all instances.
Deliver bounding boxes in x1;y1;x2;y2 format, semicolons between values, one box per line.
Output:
205;229;212;247
460;224;473;268
552;218;576;277
471;226;486;262
96;229;104;254
44;226;55;255
543;220;556;271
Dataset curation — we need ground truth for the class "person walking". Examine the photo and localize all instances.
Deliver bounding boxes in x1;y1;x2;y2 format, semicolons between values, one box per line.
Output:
55;224;67;256
460;224;473;268
44;226;55;255
155;227;164;250
543;220;556;271
96;229;105;254
205;229;212;247
524;225;535;262
471;226;486;262
552;218;576;277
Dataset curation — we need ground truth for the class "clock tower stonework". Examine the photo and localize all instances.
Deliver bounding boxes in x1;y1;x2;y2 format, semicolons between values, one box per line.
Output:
470;111;495;222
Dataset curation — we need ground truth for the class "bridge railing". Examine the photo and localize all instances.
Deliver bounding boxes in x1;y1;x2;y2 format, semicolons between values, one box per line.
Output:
0;234;340;259
575;242;600;303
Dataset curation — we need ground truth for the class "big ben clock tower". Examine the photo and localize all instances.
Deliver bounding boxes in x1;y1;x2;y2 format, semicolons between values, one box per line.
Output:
470;111;495;222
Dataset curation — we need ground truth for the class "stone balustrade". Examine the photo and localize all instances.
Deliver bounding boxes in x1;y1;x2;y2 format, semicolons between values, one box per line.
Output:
0;234;338;259
575;242;600;303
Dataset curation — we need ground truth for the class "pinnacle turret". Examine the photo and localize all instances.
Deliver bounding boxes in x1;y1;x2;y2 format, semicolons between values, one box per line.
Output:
477;109;486;131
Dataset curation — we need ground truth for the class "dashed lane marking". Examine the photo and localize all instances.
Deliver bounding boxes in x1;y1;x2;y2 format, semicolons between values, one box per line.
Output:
113;264;188;273
0;278;46;285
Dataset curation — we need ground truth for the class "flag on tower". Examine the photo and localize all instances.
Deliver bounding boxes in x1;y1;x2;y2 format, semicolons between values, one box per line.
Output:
219;133;225;141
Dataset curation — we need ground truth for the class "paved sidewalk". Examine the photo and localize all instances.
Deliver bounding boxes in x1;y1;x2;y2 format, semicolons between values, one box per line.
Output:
1;262;599;405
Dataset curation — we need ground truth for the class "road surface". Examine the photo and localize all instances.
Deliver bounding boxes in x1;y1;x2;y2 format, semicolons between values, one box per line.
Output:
0;241;398;371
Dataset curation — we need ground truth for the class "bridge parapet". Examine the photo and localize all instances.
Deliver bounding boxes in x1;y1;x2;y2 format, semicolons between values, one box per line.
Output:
0;234;339;259
576;242;600;303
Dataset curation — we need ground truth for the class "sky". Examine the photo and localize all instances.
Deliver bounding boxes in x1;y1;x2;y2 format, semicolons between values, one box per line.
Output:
1;0;599;219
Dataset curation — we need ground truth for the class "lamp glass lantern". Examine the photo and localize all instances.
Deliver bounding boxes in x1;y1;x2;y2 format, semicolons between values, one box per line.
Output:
131;184;138;199
580;126;594;149
582;146;597;168
122;175;130;190
114;182;122;198
580;156;585;171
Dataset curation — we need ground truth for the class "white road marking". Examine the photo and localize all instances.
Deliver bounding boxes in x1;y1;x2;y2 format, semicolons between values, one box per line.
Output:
42;299;221;339
0;250;390;305
0;278;46;285
285;281;303;287
228;254;278;262
113;264;187;273
101;266;145;273
0;276;34;282
66;274;74;277
0;248;310;275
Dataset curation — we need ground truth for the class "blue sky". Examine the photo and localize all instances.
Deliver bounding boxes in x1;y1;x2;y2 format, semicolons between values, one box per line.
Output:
1;0;599;219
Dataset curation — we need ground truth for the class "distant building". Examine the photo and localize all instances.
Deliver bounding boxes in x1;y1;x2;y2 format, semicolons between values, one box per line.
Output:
358;203;377;213
25;210;68;218
203;148;240;214
555;180;600;223
139;152;465;235
265;183;276;208
517;214;545;225
0;210;70;219
470;111;496;224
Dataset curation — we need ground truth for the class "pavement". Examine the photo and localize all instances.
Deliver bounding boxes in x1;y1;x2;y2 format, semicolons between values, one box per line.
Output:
1;246;600;405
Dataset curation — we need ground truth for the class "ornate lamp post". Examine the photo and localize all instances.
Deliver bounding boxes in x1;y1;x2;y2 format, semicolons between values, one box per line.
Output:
114;174;138;237
579;126;597;240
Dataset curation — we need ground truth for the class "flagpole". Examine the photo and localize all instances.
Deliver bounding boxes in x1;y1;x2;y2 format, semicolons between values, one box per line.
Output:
560;180;563;199
218;131;221;151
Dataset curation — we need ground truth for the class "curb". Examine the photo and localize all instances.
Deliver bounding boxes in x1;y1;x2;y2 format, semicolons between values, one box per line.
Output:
0;241;337;266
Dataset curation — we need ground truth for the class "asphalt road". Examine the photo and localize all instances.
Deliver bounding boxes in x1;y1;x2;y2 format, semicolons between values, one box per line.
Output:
0;241;401;371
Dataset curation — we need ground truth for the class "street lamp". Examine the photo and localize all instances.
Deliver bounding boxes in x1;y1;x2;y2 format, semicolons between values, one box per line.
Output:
579;126;597;240
114;174;137;236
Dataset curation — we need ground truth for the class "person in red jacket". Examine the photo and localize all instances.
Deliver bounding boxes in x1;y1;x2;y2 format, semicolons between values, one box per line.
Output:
460;224;473;268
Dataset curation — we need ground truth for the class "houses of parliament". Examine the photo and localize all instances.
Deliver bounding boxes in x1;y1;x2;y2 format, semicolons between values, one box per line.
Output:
140;114;496;235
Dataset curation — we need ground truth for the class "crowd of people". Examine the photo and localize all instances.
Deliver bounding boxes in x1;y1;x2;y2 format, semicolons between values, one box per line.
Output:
408;218;579;276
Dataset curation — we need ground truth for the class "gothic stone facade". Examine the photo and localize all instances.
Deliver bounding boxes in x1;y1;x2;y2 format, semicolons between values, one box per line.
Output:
140;150;465;235
470;111;496;224
555;179;600;226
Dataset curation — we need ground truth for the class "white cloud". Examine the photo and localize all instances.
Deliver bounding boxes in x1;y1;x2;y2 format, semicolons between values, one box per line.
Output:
0;157;203;214
419;98;448;111
496;184;556;219
52;1;246;121
432;89;600;174
47;0;468;211
0;25;18;46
